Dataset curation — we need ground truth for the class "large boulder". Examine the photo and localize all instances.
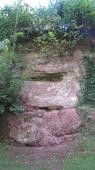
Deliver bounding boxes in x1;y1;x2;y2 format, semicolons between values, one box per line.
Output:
7;108;81;146
21;75;80;110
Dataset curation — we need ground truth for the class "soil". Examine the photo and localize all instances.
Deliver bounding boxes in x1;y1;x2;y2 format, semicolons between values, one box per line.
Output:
8;140;78;170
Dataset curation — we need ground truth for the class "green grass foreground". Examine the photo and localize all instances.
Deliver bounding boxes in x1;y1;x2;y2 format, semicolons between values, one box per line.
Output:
64;137;95;170
0;143;29;170
64;153;95;170
1;137;95;170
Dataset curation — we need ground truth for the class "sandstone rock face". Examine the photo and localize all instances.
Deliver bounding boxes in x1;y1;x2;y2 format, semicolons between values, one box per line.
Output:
7;50;82;146
23;50;81;77
21;76;79;110
7;108;81;146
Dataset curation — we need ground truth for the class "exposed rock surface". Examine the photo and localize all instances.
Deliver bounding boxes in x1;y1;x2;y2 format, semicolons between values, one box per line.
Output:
23;50;81;77
7;50;82;146
21;76;79;110
7;108;81;146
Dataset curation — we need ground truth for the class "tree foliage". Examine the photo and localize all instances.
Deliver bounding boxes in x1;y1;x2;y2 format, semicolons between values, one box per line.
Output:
0;0;95;55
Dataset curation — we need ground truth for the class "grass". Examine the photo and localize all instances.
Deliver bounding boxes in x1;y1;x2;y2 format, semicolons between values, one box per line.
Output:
0;141;64;170
0;143;30;170
64;153;95;170
64;111;95;170
64;137;95;170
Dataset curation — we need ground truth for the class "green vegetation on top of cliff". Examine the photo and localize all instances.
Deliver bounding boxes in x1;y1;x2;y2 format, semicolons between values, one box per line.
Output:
0;0;95;55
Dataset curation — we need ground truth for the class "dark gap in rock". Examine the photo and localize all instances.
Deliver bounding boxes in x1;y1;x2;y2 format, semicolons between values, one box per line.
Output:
32;106;64;111
23;72;67;82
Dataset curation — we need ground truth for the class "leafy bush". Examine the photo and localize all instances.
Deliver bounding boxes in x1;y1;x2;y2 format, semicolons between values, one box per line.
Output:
0;52;22;114
80;55;95;107
35;29;80;56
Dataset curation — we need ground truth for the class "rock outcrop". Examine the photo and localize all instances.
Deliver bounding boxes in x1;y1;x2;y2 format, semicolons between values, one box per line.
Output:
21;76;79;110
7;108;81;146
7;50;82;146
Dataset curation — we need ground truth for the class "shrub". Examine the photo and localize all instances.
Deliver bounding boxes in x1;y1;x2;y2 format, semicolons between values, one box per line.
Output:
34;29;80;56
80;55;95;107
0;51;22;114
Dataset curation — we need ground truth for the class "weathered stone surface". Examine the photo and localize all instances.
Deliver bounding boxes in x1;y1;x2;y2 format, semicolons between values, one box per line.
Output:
23;50;81;77
21;51;81;110
21;75;80;110
7;50;82;146
43;108;81;136
7;108;81;146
